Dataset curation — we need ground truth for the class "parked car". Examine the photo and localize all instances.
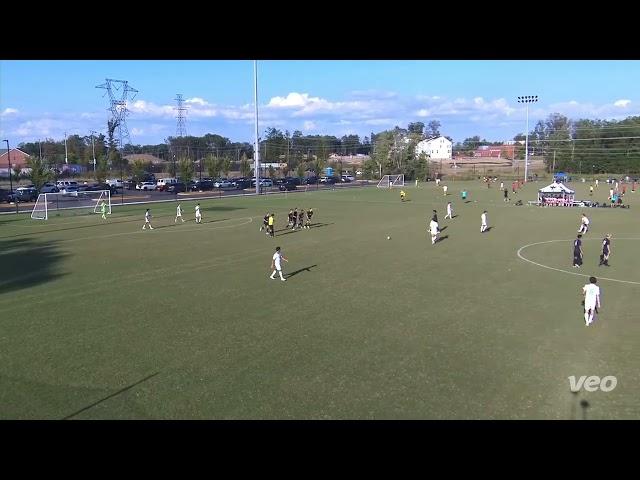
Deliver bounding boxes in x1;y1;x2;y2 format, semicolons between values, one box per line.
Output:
214;179;232;188
258;178;273;187
234;179;252;190
61;186;80;197
0;188;9;202
8;187;39;202
137;182;156;191
279;181;297;191
305;176;318;184
106;178;124;188
166;182;187;193
284;177;301;185
40;183;60;193
341;175;355;182
192;179;214;191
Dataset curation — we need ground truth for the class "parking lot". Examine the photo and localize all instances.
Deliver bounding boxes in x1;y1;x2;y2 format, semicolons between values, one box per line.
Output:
0;180;373;214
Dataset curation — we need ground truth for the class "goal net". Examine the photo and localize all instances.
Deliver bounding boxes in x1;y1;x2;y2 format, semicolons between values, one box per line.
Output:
377;174;405;188
31;190;112;220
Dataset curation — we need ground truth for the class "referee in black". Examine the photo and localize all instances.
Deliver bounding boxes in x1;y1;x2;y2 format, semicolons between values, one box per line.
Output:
599;233;612;266
573;234;583;268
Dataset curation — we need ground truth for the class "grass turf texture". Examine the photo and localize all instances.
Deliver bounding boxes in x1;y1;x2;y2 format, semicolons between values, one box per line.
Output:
1;181;639;419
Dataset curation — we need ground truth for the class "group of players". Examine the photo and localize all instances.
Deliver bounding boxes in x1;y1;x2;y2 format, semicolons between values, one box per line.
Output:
260;208;314;237
139;203;203;229
571;213;611;326
573;214;613;269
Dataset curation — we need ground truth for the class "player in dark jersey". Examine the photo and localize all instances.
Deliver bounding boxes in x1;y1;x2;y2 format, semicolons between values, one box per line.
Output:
306;208;313;228
292;208;298;229
599;234;612;266
287;209;294;228
261;213;269;233
573;234;583;268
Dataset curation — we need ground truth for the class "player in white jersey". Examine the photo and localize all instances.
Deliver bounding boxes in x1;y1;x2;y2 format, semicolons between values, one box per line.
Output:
577;213;590;234
480;210;488;232
269;246;288;281
175;203;185;223
142;208;154;230
444;201;453;220
195;203;202;224
429;219;439;245
443;185;448;196
582;276;601;326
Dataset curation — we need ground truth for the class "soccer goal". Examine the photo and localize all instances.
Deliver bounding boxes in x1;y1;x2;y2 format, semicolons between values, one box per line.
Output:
377;174;405;188
31;190;112;220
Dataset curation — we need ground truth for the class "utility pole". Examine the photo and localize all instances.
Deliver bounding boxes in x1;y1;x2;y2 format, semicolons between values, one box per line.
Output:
253;60;260;195
517;95;539;182
552;150;556;173
90;130;97;173
64;131;68;164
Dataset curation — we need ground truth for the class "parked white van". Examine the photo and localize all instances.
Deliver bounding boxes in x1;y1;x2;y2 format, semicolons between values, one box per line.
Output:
56;180;79;188
156;178;178;190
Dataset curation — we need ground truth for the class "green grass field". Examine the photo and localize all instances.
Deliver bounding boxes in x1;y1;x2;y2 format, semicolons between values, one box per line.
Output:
1;181;639;419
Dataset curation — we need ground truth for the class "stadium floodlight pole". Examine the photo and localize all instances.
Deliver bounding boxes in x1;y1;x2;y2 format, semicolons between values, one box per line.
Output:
64;131;68;164
254;60;260;195
90;130;97;172
4;140;17;213
517;95;538;183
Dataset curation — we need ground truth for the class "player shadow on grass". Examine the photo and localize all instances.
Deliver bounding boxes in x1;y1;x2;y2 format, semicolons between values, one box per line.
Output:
276;222;334;236
569;391;591;420
439;225;448;232
436;235;449;243
484;226;493;232
1;214;146;240
285;264;318;278
0;237;68;295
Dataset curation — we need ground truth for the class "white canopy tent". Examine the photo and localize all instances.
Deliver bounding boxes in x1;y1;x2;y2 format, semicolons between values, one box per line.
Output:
538;182;575;207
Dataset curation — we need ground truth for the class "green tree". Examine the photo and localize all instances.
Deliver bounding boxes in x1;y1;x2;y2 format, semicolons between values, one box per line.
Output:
26;156;52;190
427;120;441;137
206;154;221;179
131;159;147;184
240;154;251;178
178;157;194;183
95;155;108;183
222;157;232;178
296;162;306;179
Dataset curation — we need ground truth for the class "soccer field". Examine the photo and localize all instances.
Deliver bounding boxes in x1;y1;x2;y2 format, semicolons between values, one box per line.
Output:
1;181;639;419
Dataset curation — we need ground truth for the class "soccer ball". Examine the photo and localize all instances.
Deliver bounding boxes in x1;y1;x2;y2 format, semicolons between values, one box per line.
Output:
387;236;391;240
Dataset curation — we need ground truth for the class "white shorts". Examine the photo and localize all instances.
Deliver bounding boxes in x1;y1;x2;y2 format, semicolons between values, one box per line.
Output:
274;265;282;271
584;302;597;313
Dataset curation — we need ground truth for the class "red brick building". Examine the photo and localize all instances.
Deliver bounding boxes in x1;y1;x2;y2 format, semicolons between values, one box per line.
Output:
473;145;515;158
0;148;31;169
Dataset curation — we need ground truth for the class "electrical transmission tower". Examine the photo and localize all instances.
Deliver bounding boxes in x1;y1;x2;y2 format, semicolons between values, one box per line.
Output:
96;78;139;152
175;94;188;137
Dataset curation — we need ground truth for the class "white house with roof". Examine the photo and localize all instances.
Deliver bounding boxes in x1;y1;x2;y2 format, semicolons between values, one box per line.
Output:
415;136;452;160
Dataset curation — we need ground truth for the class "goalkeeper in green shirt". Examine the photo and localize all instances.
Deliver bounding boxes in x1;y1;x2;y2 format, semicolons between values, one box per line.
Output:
100;201;107;219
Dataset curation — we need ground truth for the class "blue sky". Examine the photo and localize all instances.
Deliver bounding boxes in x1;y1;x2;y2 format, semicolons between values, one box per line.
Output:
1;60;639;146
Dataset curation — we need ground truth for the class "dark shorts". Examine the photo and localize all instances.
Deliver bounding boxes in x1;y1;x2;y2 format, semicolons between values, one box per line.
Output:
573;252;582;265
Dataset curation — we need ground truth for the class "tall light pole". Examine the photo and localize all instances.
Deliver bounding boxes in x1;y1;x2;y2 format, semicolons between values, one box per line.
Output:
253;60;260;195
90;130;97;173
3;139;17;213
517;95;538;183
64;131;68;164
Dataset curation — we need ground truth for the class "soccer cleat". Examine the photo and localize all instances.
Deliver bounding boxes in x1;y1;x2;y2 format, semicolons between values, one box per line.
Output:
281;278;286;281
269;276;276;280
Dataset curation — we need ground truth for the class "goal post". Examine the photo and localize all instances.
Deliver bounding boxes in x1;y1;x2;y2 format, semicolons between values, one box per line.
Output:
31;190;112;220
31;193;48;220
376;174;405;188
92;190;112;215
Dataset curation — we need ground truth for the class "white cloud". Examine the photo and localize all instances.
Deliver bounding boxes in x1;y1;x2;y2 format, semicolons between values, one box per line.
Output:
186;97;209;106
2;108;19;116
417;109;431;117
614;99;631;107
130;127;144;136
303;121;316;131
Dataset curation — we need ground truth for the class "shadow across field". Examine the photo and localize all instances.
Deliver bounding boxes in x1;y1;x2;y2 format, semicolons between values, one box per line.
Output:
286;264;318;278
0;237;68;295
276;222;334;236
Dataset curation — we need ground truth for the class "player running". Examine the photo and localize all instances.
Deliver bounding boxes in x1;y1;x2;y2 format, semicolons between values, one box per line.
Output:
195;203;202;224
582;276;601;326
175;203;185;223
142;208;154;230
